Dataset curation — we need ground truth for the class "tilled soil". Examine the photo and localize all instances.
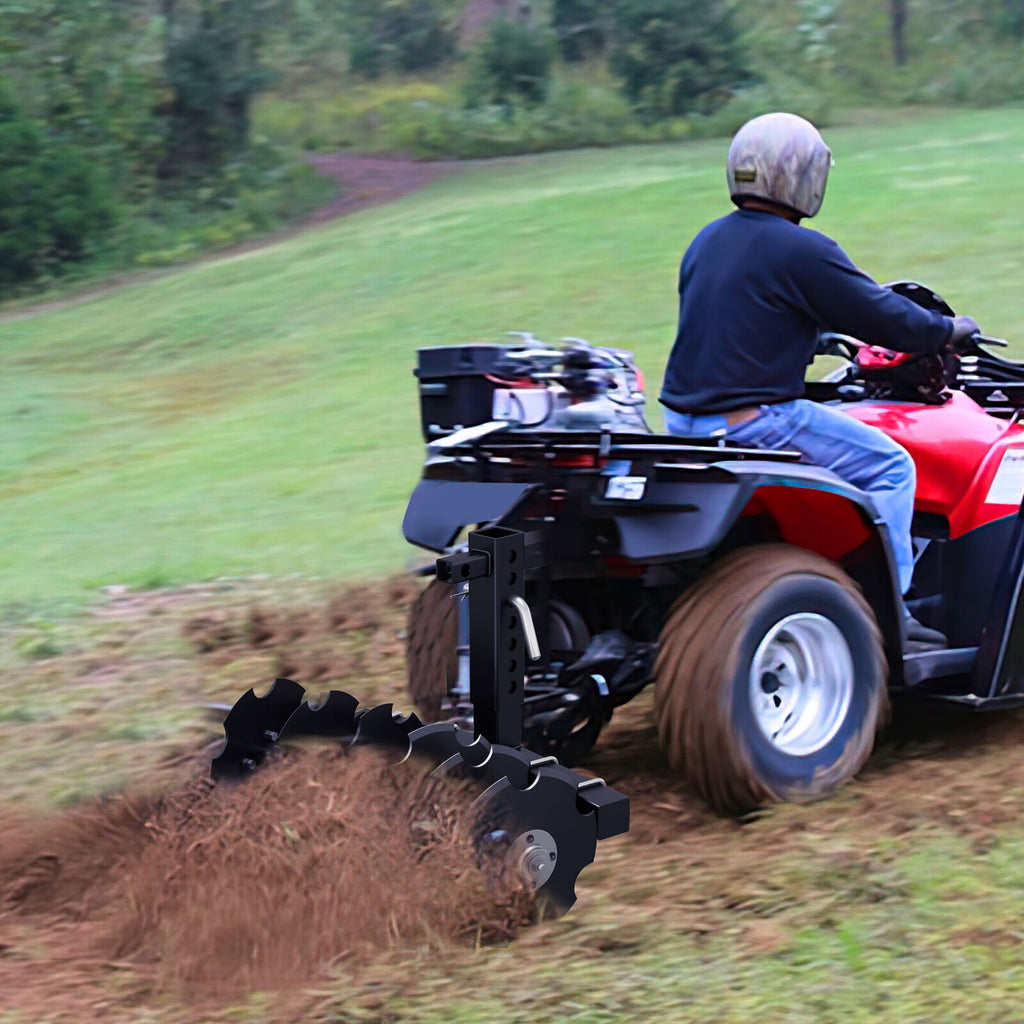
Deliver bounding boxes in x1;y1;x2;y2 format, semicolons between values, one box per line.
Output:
3;577;1024;1021
175;578;1024;845
177;578;1024;851
0;745;532;1021
594;693;1024;845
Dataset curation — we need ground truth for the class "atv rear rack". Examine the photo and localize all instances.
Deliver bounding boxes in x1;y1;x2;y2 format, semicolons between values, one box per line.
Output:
431;427;802;465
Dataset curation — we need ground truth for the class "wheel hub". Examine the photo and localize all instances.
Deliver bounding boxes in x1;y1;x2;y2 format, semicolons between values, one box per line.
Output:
510;828;558;889
748;613;854;756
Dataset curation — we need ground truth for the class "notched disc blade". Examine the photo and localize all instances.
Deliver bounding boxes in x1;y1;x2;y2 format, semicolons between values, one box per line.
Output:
211;678;306;780
279;689;360;743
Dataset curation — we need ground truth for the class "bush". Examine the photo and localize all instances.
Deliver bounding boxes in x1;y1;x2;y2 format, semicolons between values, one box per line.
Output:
162;2;274;178
552;0;609;62
368;76;681;158
464;19;555;109
124;145;335;268
254;68;697;160
609;0;751;117
0;86;115;296
347;0;456;78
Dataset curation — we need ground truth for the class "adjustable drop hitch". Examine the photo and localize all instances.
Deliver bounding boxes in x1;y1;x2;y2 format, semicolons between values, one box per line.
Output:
434;526;542;750
212;526;629;911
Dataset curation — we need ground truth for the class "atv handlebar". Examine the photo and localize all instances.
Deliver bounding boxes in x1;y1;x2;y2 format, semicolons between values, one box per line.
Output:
967;332;1008;349
816;332;864;360
811;323;1024;411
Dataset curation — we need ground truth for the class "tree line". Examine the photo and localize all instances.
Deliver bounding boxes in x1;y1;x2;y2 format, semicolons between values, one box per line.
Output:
2;0;1023;297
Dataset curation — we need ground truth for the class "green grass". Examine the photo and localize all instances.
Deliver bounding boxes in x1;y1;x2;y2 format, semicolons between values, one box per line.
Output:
3;107;1024;607
334;831;1024;1024
3;104;1024;1024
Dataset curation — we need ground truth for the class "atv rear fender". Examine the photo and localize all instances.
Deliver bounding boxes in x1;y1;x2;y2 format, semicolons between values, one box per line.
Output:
402;480;541;552
600;459;904;681
403;461;904;683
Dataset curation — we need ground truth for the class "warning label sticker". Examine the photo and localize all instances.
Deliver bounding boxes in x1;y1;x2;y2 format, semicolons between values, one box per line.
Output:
985;448;1024;506
605;476;647;501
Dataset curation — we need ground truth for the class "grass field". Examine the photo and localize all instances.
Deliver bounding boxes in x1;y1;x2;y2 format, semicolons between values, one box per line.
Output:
3;107;1024;1024
3;106;1024;607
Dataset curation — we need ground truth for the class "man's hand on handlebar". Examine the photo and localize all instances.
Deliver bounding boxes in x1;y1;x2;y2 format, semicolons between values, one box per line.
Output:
947;315;1010;352
949;315;981;351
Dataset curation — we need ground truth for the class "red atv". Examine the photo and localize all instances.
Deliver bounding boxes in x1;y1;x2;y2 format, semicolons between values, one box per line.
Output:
403;282;1024;812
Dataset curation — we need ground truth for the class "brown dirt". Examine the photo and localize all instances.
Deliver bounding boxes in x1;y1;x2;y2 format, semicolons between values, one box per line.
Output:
0;745;533;1022
6;576;1024;1021
592;691;1024;851
177;576;1024;847
182;575;421;685
303;154;457;224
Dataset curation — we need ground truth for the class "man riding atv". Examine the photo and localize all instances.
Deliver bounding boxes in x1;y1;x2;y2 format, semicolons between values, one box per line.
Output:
401;115;1024;814
659;112;979;644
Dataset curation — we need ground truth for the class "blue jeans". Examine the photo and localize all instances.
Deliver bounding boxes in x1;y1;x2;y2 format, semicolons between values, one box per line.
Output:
664;399;916;594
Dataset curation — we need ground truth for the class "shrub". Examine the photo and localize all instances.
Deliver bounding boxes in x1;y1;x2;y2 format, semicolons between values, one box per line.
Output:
609;0;751;117
552;0;609;62
464;19;555;108
0;85;115;295
347;0;456;78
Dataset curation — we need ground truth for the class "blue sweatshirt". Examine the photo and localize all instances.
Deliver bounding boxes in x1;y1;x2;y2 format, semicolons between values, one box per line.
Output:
659;209;954;414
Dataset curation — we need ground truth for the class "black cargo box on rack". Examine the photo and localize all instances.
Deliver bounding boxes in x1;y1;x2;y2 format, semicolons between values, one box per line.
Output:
415;345;518;440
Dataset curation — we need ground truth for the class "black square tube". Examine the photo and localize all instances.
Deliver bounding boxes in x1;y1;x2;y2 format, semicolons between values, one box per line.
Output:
467;526;526;748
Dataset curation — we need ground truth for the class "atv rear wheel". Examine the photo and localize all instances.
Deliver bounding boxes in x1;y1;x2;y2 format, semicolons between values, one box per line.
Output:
654;545;887;813
406;579;458;721
405;580;591;726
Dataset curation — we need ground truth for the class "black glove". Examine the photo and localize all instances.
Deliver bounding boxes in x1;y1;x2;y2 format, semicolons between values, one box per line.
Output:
949;314;981;350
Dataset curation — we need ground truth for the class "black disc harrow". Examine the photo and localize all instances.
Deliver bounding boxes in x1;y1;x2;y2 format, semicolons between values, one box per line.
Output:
211;677;629;912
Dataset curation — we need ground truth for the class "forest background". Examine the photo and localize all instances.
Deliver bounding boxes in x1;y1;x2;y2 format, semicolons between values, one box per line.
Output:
3;0;1024;300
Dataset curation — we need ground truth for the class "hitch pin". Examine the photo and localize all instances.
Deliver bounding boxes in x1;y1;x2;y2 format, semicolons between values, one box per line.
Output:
509;595;542;661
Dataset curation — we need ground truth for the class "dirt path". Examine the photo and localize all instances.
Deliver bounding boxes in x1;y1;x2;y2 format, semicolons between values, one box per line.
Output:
0;155;460;324
303;153;458;223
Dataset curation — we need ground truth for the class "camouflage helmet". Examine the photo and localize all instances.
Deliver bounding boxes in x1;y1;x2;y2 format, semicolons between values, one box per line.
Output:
726;112;832;219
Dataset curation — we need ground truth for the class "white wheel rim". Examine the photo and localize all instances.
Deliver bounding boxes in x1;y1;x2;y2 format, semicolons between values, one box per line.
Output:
748;613;854;756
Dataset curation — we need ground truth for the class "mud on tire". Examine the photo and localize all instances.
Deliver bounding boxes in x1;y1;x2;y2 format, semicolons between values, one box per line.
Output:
406;579;457;721
653;544;888;813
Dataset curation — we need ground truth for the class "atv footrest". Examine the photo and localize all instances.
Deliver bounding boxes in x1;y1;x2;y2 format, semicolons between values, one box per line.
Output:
902;646;977;687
